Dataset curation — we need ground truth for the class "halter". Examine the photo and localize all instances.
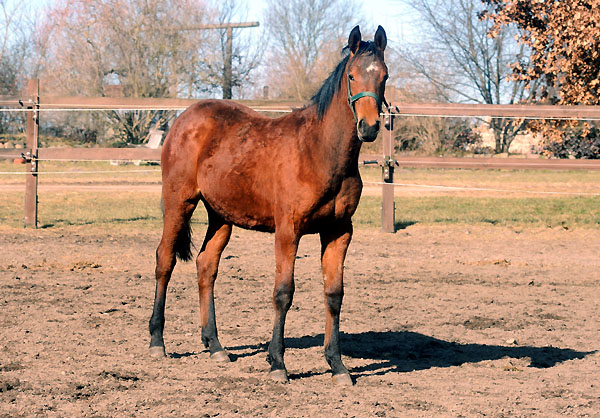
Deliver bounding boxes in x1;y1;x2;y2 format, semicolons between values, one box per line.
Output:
346;60;383;124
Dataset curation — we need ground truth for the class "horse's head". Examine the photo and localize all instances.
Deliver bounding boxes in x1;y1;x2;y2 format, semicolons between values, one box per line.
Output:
346;25;388;142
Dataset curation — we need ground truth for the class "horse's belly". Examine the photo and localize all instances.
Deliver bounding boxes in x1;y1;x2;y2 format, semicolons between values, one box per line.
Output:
218;199;275;232
199;174;276;232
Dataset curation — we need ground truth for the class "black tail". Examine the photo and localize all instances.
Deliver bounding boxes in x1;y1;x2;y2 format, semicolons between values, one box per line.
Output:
161;197;194;262
174;219;194;262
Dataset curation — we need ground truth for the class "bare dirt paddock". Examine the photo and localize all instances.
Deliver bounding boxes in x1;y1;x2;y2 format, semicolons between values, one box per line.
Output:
1;224;599;417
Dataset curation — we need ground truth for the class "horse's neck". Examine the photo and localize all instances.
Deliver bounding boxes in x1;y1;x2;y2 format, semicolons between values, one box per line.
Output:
316;93;362;174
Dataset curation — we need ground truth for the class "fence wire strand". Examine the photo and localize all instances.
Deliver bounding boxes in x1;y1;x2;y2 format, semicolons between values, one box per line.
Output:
35;158;161;163
0;169;161;175
362;181;600;196
386;112;600;121
1;103;599;197
3;107;600;120
0;107;293;113
0;168;596;197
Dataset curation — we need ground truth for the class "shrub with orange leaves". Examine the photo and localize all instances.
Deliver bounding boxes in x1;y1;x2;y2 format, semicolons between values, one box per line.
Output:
482;0;600;157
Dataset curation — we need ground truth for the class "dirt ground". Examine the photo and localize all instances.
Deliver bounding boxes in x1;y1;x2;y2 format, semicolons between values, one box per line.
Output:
1;223;599;417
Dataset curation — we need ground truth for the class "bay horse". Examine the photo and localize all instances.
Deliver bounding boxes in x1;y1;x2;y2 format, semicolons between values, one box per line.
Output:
149;25;388;385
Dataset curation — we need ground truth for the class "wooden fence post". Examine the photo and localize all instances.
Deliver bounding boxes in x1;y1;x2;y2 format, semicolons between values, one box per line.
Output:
223;26;233;99
381;122;395;233
24;79;39;229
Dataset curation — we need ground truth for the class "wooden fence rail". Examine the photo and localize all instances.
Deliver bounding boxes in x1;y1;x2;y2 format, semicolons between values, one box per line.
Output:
0;94;301;111
7;94;600;117
2;83;600;230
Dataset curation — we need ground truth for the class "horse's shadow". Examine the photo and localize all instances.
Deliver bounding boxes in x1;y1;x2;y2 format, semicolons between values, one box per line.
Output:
224;330;595;379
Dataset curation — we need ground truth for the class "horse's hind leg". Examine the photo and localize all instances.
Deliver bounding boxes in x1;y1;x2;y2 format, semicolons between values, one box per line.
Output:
196;210;232;362
320;222;353;386
149;197;197;357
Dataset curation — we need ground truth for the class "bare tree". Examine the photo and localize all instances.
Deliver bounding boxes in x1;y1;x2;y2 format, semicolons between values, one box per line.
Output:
35;0;220;144
38;0;217;97
263;0;365;101
34;0;265;143
200;0;264;99
0;0;33;93
0;0;32;135
397;0;537;153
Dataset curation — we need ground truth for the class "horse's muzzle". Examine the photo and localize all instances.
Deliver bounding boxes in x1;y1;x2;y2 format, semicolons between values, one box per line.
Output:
357;119;380;142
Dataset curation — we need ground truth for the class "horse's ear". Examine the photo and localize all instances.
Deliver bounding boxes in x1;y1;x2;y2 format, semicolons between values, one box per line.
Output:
348;25;361;54
375;25;387;52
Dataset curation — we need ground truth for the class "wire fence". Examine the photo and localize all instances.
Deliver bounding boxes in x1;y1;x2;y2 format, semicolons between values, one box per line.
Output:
7;98;600;120
0;107;294;113
0;169;161;175
1;166;597;197
361;181;600;196
2;92;600;230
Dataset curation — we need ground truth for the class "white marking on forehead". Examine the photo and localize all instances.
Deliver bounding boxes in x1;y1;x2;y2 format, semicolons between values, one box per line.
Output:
366;62;380;73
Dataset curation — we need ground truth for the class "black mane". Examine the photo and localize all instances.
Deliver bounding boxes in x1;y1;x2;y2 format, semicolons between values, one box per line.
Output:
310;40;379;120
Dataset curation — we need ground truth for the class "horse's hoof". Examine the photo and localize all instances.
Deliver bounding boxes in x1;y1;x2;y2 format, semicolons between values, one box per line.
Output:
269;369;289;383
149;346;166;358
210;350;230;363
332;373;353;386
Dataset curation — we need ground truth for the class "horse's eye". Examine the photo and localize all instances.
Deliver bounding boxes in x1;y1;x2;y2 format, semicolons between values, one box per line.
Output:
348;74;355;81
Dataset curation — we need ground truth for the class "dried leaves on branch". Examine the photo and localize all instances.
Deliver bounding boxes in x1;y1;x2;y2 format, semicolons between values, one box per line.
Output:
482;0;600;157
483;0;600;105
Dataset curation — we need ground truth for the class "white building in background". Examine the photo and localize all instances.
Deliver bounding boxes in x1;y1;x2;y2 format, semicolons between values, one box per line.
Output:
384;86;544;156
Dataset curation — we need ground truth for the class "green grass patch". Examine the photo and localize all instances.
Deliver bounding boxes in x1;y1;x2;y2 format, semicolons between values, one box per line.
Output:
0;191;207;230
354;195;600;230
359;166;600;193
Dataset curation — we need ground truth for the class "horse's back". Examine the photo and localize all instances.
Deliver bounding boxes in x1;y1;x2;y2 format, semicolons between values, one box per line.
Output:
164;99;267;152
163;99;276;172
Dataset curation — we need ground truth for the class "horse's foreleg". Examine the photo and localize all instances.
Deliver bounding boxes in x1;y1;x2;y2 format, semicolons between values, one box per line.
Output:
197;215;232;362
267;226;299;382
320;222;353;385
